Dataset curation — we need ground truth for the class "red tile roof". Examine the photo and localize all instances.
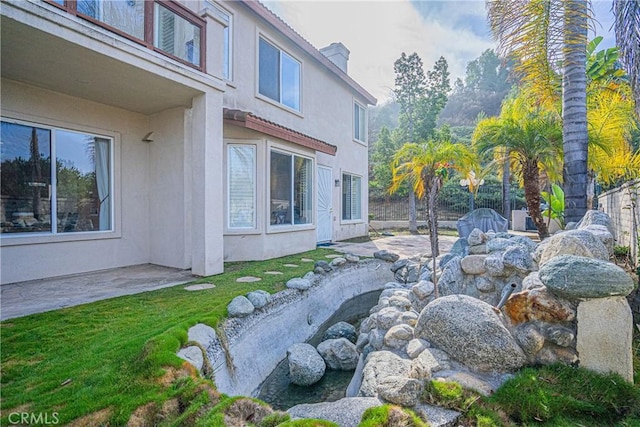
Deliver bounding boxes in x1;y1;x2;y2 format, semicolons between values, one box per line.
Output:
223;108;337;155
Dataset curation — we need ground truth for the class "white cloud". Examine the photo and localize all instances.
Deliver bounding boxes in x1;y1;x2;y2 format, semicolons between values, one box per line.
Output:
263;0;496;103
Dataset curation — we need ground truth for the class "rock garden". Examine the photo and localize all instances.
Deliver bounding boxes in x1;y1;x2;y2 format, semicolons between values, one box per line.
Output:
178;210;636;426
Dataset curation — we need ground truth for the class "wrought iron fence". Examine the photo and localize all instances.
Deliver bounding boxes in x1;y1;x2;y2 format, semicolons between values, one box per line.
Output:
369;183;527;222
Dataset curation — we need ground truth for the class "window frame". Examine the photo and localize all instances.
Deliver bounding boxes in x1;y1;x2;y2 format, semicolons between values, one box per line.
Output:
226;143;257;231
0;117;117;243
267;146;314;232
43;0;206;71
341;172;363;223
353;101;367;144
257;35;302;113
207;1;233;81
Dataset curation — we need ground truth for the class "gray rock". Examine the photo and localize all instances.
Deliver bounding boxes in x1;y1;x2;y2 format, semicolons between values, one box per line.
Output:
358;351;411;397
400;311;419;327
227;295;255;317
522;271;545;290
576;210;613;233
534;229;609;266
545;325;575;347
303;271;315;281
388;295;413;311
438;253;456;269
509;235;538;252
314;260;332;273
414;295;526;372
246;290;270;309
580;224;615;257
502;246;533;273
374;250;400;262
437;256;464;296
391;258;411;273
514;323;545;357
407;338;430;359
484;251;507;277
412;280;435;299
376;307;402;330
286;277;312;290
345;253;360;263
412;404;461;427
287;343;326;386
565;221;578;230
368;328;385;350
356;333;370;352
177;346;204;372
460;255;488;275
419;263;433;281
323;321;357;343
380;288;409;299
469;243;488;254
475;276;495;293
384;324;414;349
539;255;634;299
377;376;424;406
440;372;496;396
410;348;442;379
330;257;347;267
487;238;512;253
187;323;216;347
317;338;359;370
467;228;487;246
288;397;382;427
449;237;470;257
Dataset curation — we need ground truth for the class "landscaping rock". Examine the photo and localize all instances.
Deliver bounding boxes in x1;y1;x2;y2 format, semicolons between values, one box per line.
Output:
287;343;326;386
376;307;403;330
383;324;414;350
409;348;442;379
538;255;634;299
484;252;507;277
377;376;424;406
317;338;359;370
534;229;609;266
576;210;613;233
487;238;512;253
406;338;430;359
330;257;347;267
227;296;255;317
509;235;538;252
286;277;312;291
415;295;526;372
288;397;382;427
580;224;615;257
504;287;575;324
460;255;488;275
374;250;400;262
514;323;545;357
502;246;533;273
437;256;464;296
438;372;496;396
467;228;487;246
314;260;332;273
177;346;204;372
358;351;411;397
412;404;461;427
246;290;270;309
323;321;357;343
345;253;360;263
544;325;575;347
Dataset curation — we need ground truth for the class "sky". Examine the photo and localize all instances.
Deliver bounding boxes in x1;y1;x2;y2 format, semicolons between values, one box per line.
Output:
262;0;617;104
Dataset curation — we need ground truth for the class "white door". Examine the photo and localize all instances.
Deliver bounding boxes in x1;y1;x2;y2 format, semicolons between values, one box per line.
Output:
317;166;333;243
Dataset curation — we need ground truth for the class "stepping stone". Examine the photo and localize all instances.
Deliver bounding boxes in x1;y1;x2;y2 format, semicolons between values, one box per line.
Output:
236;276;262;283
264;271;284;275
301;258;315;262
283;264;299;268
325;254;341;259
184;283;216;291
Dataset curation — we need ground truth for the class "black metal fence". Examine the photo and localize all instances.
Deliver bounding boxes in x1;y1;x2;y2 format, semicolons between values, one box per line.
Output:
369;183;527;222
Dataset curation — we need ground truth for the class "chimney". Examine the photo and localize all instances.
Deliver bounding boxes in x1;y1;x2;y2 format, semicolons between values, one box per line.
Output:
320;42;350;74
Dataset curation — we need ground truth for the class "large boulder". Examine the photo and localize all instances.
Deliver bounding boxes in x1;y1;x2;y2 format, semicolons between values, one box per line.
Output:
246;290;271;309
288;397;382;427
358;351;411;397
317;338;359;370
504;287;575;324
534;229;609;266
538;255;634;299
323;321;357;343
415;295;526;372
377;376;424;406
287;343;326;386
437;256;464;296
576;210;613;233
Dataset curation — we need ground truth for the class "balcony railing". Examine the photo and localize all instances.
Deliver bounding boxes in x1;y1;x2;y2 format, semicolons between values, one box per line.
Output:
45;0;206;71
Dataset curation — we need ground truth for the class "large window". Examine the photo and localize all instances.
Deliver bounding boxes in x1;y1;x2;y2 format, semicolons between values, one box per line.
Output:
227;145;256;229
207;1;232;80
354;102;366;143
47;0;205;70
342;173;362;221
1;120;112;235
259;37;301;111
270;150;312;226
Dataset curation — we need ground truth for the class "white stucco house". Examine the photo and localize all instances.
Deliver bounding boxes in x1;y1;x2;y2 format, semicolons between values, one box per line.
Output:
0;0;376;284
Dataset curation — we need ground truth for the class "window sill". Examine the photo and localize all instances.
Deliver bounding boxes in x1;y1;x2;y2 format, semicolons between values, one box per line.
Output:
353;138;368;146
340;219;364;225
266;224;314;234
224;228;261;236
0;230;121;247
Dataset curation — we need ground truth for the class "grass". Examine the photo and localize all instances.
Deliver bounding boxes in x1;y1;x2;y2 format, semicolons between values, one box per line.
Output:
359;404;427;427
0;248;340;426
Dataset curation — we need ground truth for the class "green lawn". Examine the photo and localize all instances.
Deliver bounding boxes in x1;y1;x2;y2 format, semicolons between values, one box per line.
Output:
0;248;340;426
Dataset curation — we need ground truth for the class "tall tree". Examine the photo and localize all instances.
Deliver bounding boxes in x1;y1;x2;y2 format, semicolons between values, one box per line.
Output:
613;0;640;115
486;0;590;223
394;52;427;233
391;140;475;289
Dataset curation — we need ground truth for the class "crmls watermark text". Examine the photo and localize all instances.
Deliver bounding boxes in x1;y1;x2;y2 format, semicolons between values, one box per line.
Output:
8;412;60;425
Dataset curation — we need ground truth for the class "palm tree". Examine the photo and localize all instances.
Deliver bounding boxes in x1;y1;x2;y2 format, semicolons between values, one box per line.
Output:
486;0;589;223
474;93;563;239
390;140;475;287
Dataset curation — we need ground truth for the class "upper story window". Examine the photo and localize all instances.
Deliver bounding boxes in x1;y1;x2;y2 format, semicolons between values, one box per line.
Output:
259;37;301;112
45;0;205;70
1;119;113;235
207;1;233;80
354;102;367;143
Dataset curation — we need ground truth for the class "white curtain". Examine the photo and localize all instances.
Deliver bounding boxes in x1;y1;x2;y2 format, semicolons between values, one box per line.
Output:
95;137;110;230
229;145;256;228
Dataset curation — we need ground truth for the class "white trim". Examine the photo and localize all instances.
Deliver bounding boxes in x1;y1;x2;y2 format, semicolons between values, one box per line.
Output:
353;100;367;145
206;1;234;81
340;170;364;224
225;142;257;231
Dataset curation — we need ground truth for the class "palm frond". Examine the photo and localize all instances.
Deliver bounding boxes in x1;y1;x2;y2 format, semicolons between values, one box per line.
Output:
613;0;640;115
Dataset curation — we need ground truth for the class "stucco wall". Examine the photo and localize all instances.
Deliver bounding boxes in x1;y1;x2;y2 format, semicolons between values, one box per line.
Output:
0;79;152;283
598;180;640;265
